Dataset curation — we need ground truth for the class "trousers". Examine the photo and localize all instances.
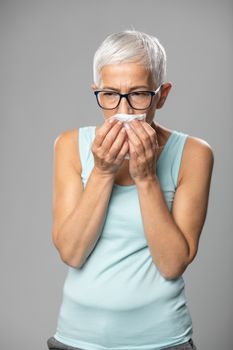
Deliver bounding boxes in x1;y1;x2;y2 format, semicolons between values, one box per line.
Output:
47;336;197;350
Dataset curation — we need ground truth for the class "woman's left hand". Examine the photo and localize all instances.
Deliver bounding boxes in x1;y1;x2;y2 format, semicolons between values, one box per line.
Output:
124;119;160;184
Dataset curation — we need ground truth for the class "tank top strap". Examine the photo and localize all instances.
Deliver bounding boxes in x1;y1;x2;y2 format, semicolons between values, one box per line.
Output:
170;130;189;189
78;126;96;185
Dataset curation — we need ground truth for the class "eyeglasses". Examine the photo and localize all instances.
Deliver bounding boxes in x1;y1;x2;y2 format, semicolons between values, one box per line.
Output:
94;84;163;110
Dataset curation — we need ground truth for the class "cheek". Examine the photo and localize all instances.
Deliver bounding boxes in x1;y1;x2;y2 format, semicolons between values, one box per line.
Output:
102;110;116;119
149;102;158;116
102;110;116;120
145;109;155;123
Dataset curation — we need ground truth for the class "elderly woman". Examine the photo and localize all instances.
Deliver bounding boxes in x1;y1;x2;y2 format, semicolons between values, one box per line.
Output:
47;30;214;350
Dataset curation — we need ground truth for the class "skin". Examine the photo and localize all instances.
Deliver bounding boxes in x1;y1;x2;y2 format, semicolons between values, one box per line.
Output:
91;63;173;184
52;61;214;279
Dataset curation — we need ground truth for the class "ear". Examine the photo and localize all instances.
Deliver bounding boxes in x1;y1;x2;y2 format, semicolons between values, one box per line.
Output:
91;83;98;91
156;82;173;109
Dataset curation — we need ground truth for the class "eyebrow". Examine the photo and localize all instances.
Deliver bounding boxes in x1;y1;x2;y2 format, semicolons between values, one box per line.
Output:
101;85;150;91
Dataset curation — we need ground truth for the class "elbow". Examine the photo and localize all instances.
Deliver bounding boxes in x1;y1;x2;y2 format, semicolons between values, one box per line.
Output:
160;264;188;281
60;252;83;268
52;230;90;269
54;238;84;269
162;272;183;281
157;250;195;281
59;246;86;268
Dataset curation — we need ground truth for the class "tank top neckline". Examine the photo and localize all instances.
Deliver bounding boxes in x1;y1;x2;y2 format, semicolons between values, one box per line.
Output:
92;126;177;189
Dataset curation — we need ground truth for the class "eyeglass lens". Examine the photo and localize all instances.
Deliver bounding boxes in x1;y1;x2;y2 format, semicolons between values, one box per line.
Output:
97;91;153;109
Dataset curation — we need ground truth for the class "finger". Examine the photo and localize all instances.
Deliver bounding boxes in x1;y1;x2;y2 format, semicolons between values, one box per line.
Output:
140;122;160;153
108;126;127;159
128;139;137;159
94;118;118;148
130;120;153;152
95;120;124;158
125;124;144;156
101;121;124;151
116;139;129;161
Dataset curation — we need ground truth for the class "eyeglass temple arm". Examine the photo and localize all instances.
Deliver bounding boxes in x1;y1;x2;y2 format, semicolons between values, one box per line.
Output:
153;83;164;94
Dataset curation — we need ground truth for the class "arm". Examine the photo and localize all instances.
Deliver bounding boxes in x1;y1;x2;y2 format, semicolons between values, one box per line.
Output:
52;129;115;268
136;137;214;280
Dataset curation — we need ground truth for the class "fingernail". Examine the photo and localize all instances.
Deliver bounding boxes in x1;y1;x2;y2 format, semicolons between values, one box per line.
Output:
125;123;130;129
108;118;115;123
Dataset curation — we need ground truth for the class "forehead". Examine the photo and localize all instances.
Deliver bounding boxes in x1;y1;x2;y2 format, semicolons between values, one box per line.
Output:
99;62;154;87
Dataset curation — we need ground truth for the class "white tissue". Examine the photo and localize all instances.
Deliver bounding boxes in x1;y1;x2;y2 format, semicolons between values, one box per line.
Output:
112;113;146;159
112;113;146;123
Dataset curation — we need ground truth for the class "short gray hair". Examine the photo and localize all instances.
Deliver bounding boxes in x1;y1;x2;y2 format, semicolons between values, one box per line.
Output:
93;29;167;88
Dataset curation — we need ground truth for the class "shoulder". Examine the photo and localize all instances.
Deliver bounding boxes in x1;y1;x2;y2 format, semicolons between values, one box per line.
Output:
184;134;214;163
53;128;81;174
178;134;214;186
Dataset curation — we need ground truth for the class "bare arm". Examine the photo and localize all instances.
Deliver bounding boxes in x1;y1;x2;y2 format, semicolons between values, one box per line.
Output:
52;119;128;268
136;137;214;279
53;161;115;268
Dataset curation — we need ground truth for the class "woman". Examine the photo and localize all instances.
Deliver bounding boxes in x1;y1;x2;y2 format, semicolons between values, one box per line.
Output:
47;30;214;350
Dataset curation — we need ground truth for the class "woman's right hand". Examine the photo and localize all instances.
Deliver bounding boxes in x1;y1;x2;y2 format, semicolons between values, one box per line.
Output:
91;118;129;176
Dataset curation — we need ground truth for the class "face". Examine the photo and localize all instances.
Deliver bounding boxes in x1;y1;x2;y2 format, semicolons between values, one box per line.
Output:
91;62;172;126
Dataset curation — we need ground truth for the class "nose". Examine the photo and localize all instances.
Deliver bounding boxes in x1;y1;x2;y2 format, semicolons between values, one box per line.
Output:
117;95;133;114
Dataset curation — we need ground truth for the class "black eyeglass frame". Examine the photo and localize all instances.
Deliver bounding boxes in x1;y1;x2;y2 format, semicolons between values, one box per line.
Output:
93;84;163;110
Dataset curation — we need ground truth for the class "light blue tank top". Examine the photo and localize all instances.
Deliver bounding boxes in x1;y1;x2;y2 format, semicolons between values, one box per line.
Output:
54;126;193;350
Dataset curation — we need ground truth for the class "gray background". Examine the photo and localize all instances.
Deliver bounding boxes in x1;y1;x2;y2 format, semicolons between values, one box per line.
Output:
0;0;232;349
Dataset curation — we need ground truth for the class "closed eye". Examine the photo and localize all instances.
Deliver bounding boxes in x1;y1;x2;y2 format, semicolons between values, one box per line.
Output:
102;91;118;96
130;91;150;96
